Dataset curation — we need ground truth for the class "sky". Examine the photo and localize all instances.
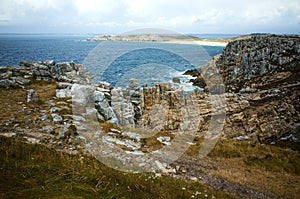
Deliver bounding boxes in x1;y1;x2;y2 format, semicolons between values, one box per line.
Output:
0;0;299;34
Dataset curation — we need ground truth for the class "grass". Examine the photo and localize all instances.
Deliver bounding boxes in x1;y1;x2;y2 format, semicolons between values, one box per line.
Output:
200;139;300;199
0;136;237;199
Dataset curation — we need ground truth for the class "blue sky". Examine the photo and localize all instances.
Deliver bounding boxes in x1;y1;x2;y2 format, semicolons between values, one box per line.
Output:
0;0;299;34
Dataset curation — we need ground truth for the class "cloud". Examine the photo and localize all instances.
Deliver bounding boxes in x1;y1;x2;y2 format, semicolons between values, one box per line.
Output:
0;0;299;33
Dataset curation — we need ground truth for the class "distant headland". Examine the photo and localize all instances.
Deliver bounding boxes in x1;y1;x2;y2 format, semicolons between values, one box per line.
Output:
85;34;247;46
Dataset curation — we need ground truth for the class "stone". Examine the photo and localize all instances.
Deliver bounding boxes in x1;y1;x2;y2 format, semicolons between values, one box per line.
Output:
172;77;181;83
11;77;30;85
157;136;171;145
40;114;49;121
94;90;117;121
50;107;61;113
41;126;55;134
27;89;39;102
0;79;17;88
71;84;95;107
121;132;141;141
66;114;86;122
57;82;73;89
56;89;72;98
57;123;70;139
51;114;62;122
102;136;141;150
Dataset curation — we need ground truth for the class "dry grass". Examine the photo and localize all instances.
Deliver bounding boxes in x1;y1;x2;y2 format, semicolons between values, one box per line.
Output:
0;80;57;132
201;139;300;199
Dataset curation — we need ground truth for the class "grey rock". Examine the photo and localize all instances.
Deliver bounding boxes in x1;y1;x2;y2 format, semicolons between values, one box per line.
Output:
56;89;72;98
67;114;86;122
57;82;73;89
51;114;62;122
27;89;39;102
41;126;55;134
71;84;95;107
157;136;171;145
0;79;17;88
42;60;55;66
94;90;117;121
12;77;30;85
50;107;61;113
40;114;49;121
57;123;70;139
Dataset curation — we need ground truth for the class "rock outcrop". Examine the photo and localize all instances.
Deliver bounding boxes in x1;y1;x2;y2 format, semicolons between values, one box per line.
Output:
0;60;93;88
216;34;299;93
187;34;300;142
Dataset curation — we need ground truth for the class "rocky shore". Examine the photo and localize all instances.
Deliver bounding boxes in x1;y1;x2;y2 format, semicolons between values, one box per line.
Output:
0;33;299;198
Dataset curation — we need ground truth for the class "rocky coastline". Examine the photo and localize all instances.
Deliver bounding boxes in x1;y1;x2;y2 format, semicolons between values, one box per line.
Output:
0;33;299;198
1;34;299;147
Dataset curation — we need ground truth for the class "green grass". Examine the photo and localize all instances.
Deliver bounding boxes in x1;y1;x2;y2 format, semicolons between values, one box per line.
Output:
0;136;237;199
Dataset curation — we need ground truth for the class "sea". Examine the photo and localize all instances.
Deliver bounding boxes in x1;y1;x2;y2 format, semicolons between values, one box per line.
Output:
0;34;233;87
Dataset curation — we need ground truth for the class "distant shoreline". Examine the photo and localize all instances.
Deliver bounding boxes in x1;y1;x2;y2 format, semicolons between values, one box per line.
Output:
87;34;229;46
162;40;227;46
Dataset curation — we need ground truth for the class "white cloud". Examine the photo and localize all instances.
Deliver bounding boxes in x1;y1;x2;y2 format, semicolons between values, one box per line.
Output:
0;0;299;33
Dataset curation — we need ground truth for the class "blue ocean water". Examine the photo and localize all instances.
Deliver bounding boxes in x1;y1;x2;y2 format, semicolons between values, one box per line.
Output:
0;34;99;66
0;34;225;86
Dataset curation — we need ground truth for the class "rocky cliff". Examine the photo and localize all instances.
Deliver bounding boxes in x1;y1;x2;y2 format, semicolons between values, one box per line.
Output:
189;34;300;142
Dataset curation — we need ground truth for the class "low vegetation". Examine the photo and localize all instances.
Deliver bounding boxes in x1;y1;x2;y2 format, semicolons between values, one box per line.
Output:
204;139;300;199
0;136;237;198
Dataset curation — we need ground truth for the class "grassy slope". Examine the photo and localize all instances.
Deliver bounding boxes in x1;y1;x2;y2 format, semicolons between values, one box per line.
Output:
185;139;300;199
0;136;236;199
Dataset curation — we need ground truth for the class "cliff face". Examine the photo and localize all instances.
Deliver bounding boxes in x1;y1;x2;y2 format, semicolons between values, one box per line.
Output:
217;34;300;92
198;34;300;142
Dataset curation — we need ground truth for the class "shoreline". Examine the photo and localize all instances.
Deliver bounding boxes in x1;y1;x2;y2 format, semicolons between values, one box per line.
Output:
87;34;230;47
162;40;227;46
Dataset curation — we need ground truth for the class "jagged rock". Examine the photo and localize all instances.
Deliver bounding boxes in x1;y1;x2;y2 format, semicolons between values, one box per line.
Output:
10;77;30;85
183;34;299;143
94;90;117;121
111;88;134;126
27;89;39;102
